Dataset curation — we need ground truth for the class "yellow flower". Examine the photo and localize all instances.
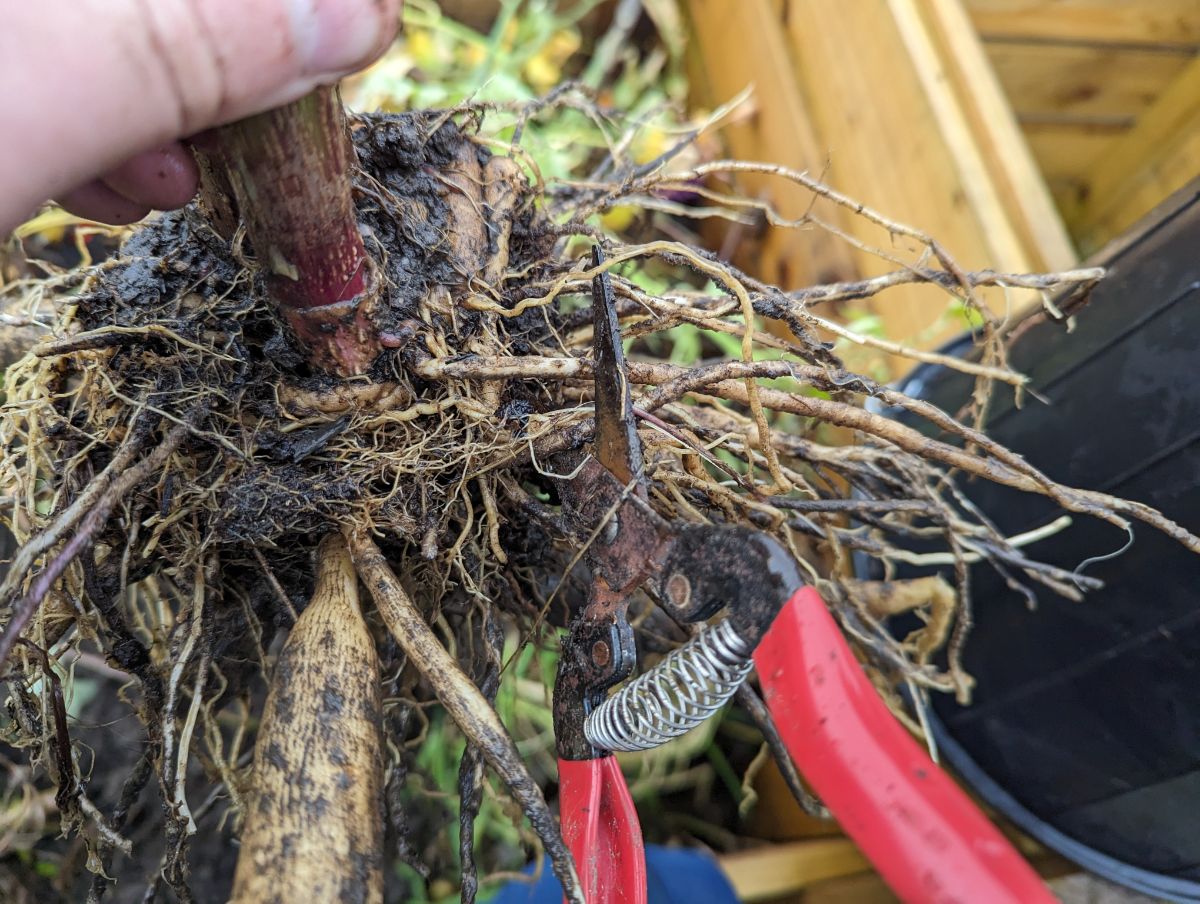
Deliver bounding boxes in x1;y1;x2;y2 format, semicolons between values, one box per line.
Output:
407;29;439;69
632;127;669;165
462;42;487;67
599;205;637;234
523;29;581;91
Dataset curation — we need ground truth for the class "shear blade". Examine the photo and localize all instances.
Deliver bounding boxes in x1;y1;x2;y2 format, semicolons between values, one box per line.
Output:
591;245;644;492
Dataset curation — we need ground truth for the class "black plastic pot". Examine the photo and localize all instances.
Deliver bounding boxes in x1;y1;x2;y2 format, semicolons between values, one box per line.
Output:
880;182;1200;900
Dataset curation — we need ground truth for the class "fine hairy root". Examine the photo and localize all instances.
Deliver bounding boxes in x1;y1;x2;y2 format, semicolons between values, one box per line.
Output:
0;413;197;667
0;93;1195;900
230;534;383;904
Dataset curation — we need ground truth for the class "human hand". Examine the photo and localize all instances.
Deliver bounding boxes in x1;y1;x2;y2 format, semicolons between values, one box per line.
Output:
1;0;401;235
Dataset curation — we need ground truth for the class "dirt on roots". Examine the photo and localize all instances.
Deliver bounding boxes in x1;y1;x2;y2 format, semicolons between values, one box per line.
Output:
0;104;1195;901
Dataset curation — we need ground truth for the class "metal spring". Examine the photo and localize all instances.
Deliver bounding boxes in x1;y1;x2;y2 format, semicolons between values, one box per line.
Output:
584;618;753;753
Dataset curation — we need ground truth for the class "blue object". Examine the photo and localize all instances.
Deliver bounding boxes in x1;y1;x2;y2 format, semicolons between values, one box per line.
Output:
490;845;740;904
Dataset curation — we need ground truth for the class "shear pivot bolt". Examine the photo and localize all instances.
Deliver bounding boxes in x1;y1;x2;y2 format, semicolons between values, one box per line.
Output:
591;640;611;667
666;573;691;609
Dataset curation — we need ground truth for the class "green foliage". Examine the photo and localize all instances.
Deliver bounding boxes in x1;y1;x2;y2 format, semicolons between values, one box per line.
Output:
347;0;690;193
394;634;559;901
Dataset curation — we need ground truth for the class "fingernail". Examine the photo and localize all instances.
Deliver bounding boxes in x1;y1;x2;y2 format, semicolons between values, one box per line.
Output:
291;0;396;75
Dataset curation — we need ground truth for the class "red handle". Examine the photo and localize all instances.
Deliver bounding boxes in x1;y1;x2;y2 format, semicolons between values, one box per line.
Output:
558;755;647;904
755;587;1055;904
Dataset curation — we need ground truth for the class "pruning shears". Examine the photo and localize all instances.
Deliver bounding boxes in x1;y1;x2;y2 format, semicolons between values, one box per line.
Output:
550;247;1055;904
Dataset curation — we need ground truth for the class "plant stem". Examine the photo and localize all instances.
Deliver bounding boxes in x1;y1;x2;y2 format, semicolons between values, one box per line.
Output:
205;86;381;375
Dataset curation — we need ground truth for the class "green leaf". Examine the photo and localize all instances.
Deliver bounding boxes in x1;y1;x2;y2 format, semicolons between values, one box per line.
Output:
666;324;701;365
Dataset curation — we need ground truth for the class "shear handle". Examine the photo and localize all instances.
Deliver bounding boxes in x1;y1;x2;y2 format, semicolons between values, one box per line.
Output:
558;756;648;904
755;587;1056;904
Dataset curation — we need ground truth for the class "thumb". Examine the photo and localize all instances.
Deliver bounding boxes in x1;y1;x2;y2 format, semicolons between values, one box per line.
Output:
1;0;400;233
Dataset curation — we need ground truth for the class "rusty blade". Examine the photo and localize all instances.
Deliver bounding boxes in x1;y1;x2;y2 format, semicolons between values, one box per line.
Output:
590;245;643;491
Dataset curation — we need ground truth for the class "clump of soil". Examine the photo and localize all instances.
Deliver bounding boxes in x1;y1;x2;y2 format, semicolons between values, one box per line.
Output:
1;103;1196;902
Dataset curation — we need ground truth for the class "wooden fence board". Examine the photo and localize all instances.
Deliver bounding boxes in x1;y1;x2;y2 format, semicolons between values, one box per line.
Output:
964;0;1200;47
1071;54;1200;252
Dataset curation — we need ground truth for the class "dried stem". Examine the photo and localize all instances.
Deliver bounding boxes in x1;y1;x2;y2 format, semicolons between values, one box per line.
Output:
458;607;503;904
787;266;1105;307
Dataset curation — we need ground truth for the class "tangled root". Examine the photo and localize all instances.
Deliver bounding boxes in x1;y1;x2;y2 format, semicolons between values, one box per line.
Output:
0;99;1194;900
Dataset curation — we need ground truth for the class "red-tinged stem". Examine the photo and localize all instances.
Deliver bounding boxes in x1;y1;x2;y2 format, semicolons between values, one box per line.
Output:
205;86;381;375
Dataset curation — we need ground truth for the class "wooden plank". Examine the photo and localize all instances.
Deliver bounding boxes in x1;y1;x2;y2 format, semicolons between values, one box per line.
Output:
964;0;1200;47
985;41;1192;125
783;0;984;262
780;0;1051;354
717;838;870;902
1022;122;1127;180
781;0;983;350
685;0;1073;376
682;0;859;289
800;871;900;903
1071;54;1200;252
891;0;1037;271
721;840;1077;902
798;854;1078;903
1022;122;1127;215
747;760;843;841
919;0;1077;269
